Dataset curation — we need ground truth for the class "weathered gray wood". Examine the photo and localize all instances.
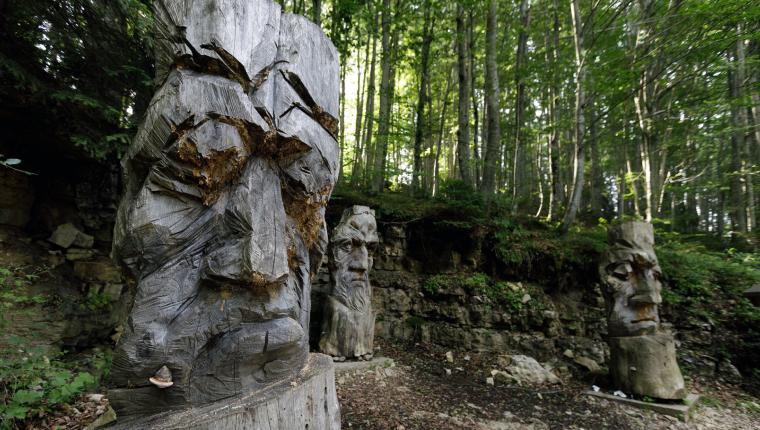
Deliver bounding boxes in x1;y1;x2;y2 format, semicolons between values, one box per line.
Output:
586;391;699;422
319;206;378;359
110;0;340;418
607;334;686;400
599;221;686;400
110;354;340;429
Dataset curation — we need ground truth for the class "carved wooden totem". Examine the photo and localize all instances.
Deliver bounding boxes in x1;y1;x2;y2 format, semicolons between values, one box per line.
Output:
599;221;686;399
109;0;339;416
319;206;379;360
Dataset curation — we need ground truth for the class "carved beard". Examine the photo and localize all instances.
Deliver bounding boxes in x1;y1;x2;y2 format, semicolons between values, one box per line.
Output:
333;266;371;312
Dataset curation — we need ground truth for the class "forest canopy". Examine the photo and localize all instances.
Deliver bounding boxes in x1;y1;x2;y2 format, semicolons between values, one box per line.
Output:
1;0;759;236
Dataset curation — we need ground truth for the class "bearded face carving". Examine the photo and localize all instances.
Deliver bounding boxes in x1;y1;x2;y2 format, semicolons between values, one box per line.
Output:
109;0;339;416
600;222;663;337
319;206;378;359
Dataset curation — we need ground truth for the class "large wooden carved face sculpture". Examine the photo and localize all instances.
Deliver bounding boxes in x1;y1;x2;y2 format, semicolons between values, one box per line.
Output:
109;0;339;415
599;222;663;337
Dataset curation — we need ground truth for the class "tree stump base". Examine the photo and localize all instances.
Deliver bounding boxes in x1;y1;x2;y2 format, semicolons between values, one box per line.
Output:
109;353;340;430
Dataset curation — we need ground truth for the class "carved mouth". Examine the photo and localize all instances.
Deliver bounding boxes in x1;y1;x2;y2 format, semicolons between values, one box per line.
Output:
631;317;656;324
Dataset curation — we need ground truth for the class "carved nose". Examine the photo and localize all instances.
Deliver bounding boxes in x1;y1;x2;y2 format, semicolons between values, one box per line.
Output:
348;246;368;272
630;270;661;305
204;158;289;287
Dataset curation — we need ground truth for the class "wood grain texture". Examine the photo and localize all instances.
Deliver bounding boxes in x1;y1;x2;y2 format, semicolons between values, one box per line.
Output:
319;206;378;358
110;354;340;429
110;0;340;418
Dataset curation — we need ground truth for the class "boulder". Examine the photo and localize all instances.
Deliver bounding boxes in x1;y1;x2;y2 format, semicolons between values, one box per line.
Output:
573;356;602;374
49;223;94;249
66;248;95;261
497;354;560;385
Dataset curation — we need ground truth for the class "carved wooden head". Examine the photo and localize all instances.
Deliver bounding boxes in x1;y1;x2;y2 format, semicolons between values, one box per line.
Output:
328;206;379;311
109;0;339;415
599;221;663;337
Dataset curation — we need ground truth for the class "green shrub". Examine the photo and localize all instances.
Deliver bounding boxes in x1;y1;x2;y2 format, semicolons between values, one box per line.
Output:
0;340;98;428
423;272;545;314
0;266;110;428
490;220;606;276
0;266;47;329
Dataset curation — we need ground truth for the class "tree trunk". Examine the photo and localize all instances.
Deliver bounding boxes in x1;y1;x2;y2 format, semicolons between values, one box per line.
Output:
412;0;433;195
560;0;586;233
434;66;455;196
548;0;562;221
482;0;501;198
338;62;346;181
373;0;393;193
363;7;379;187
312;0;321;26
589;100;602;217
456;2;472;187
469;10;481;189
512;0;531;212
729;35;748;232
351;31;369;185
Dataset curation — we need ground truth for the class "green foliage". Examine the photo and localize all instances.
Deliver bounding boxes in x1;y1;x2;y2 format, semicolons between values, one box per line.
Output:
657;240;760;327
0;343;99;428
435;179;484;220
0;0;154;161
78;289;111;312
423;272;544;314
0;265;108;427
490;219;607;276
333;186;447;221
0;266;48;330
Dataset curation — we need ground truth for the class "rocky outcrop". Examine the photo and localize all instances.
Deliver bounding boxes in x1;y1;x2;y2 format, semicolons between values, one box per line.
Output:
312;220;610;368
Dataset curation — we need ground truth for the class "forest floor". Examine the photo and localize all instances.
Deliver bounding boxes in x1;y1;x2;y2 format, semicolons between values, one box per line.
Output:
336;339;760;430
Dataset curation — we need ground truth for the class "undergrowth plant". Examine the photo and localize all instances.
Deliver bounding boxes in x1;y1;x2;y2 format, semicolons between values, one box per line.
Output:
0;266;107;428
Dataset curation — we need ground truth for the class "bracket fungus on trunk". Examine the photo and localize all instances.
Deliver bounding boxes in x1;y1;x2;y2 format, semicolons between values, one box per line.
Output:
108;0;339;417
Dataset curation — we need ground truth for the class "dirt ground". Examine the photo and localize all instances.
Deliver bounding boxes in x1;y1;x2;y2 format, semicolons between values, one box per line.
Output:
336;340;760;430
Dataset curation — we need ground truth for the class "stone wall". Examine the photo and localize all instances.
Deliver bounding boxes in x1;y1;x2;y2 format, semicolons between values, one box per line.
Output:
311;219;610;370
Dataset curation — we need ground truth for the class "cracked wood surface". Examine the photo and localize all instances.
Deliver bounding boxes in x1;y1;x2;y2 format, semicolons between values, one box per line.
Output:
109;0;340;418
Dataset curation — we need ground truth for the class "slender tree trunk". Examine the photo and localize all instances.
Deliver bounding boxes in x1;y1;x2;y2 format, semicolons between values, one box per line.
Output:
312;0;321;26
434;66;455;196
456;2;473;187
351;32;369;185
512;0;531;212
482;0;501;198
373;0;394;193
717;139;726;236
589;100;602;217
729;36;748;232
469;10;481;189
560;0;587;233
412;0;433;195
379;17;400;191
363;7;379;187
338;62;346;181
548;0;562;221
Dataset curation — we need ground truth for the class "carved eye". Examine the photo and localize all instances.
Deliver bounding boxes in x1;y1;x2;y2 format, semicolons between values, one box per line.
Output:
612;265;630;280
339;242;352;254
